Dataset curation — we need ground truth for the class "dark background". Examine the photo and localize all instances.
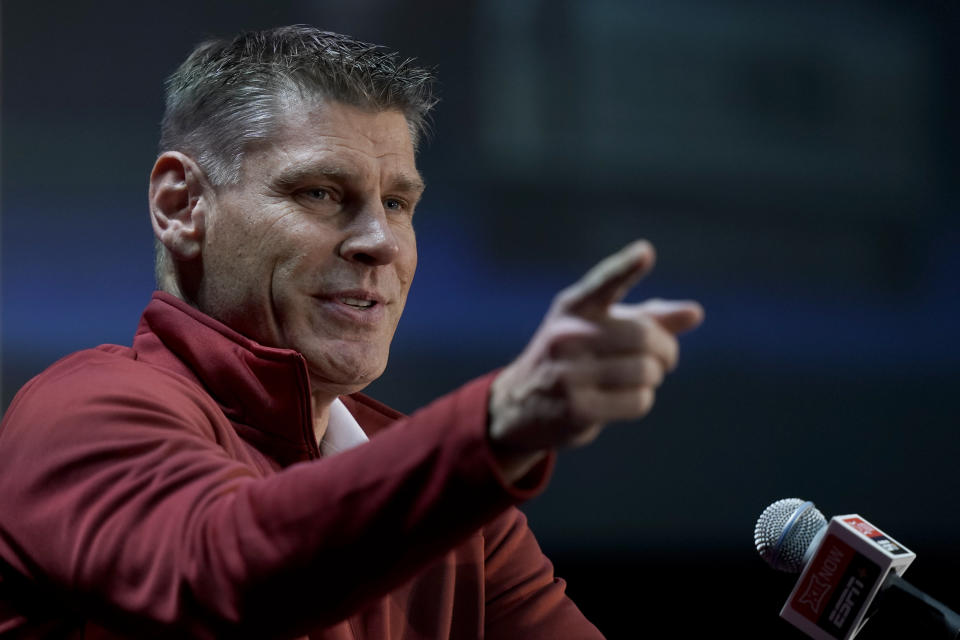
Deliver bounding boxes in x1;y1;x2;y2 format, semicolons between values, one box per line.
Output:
2;1;958;637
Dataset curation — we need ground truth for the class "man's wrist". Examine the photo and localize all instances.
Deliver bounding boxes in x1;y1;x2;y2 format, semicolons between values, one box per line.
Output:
489;446;548;486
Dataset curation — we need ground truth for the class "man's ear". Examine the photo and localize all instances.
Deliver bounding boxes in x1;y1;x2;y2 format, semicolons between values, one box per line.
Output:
149;151;211;260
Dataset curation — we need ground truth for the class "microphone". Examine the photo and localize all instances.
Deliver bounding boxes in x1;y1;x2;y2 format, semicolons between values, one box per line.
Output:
754;498;960;639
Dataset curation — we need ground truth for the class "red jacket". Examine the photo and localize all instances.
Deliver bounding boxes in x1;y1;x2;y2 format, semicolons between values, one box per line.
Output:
0;292;602;639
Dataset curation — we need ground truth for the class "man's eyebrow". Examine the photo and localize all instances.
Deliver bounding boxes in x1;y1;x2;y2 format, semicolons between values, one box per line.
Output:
273;163;426;196
273;164;350;190
390;173;427;196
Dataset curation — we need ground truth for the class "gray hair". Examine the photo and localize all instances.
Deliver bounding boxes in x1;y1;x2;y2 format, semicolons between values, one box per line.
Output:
154;25;438;289
160;25;437;184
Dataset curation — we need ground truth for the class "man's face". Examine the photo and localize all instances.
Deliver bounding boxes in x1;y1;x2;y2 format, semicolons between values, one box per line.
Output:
196;99;422;396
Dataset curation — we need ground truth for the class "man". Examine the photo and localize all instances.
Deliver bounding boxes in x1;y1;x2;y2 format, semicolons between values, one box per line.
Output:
0;26;703;638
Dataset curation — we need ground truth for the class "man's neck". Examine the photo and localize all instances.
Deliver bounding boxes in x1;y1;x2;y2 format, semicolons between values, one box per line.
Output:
311;395;334;446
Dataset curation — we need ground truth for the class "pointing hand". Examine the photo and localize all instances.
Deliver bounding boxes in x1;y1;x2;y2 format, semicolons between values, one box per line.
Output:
488;240;704;481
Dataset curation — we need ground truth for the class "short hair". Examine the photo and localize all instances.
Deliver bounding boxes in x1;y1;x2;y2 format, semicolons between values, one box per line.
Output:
160;25;437;185
154;25;437;288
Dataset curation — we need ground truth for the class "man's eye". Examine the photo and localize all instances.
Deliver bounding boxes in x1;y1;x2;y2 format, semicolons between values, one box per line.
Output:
384;198;405;211
306;188;329;200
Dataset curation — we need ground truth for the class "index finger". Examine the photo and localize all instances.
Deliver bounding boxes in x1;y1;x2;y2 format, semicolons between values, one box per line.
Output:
558;240;656;318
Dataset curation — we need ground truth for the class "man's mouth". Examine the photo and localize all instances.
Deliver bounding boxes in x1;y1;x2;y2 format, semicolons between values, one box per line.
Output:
338;296;376;309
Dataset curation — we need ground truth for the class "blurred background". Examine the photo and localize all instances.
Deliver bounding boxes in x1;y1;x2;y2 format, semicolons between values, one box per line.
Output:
2;0;958;636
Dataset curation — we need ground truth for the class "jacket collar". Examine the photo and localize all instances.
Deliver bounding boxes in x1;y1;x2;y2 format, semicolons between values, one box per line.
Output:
133;292;319;463
131;292;405;465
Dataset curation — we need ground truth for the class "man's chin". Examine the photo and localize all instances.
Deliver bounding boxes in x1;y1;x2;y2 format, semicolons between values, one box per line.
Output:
302;350;387;396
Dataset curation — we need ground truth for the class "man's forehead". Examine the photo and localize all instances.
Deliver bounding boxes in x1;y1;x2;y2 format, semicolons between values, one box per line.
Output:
277;95;414;149
246;97;423;187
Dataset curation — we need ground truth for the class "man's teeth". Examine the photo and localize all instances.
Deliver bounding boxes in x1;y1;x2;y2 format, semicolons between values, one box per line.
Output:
340;297;375;308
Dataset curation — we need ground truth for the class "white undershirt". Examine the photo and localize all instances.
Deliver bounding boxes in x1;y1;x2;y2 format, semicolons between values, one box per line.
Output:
317;398;369;457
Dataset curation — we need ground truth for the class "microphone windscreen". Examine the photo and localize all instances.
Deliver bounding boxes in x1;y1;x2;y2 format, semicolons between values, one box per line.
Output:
755;498;827;573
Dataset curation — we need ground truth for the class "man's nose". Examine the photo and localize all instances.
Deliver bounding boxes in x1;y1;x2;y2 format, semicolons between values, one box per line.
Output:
338;201;401;266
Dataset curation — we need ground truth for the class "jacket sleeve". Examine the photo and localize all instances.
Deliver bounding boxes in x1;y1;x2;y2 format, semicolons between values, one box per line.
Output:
0;354;552;639
483;508;605;639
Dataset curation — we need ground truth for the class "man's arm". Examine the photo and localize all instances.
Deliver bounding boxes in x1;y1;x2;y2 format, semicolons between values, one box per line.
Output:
482;507;604;639
0;357;540;638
